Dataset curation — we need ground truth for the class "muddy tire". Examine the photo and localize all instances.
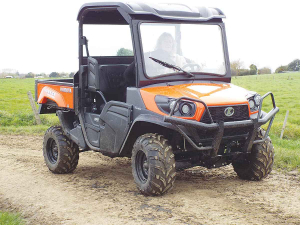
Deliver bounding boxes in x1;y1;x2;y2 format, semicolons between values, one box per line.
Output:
131;133;176;196
43;126;79;174
233;128;274;180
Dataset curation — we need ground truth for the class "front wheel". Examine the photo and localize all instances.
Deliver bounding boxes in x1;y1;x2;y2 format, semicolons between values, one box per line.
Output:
232;128;274;180
131;133;176;196
43;126;79;174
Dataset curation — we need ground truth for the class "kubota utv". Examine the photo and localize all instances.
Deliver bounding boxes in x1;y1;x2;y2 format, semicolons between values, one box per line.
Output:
36;2;279;196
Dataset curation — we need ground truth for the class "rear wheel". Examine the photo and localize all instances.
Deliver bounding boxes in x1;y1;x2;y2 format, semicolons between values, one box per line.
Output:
43;126;79;174
131;133;176;196
233;128;274;180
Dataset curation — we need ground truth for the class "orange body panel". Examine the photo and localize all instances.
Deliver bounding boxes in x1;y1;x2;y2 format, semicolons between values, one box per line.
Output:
37;83;74;109
140;83;253;120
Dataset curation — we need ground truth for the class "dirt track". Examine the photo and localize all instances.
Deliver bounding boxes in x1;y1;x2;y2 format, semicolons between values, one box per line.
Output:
0;135;300;225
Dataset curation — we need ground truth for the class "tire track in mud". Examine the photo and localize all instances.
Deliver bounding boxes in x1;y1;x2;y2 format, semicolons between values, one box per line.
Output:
0;135;299;224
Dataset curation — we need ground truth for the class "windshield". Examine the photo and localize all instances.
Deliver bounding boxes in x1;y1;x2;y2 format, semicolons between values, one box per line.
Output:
141;23;226;78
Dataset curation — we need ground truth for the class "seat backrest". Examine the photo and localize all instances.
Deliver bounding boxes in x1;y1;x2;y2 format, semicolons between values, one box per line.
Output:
87;57;129;94
87;57;100;92
98;64;128;94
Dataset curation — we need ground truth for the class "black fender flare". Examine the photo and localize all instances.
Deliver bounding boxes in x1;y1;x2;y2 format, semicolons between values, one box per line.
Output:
118;114;178;156
132;114;175;129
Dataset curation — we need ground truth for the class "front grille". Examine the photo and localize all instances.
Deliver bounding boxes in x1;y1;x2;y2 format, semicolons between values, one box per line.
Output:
200;104;249;123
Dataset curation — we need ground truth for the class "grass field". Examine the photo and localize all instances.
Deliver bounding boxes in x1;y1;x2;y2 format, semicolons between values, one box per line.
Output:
0;78;59;134
0;73;299;170
232;73;300;171
0;212;24;225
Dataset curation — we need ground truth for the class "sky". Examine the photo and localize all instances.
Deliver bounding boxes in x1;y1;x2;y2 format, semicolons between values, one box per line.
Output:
0;0;299;74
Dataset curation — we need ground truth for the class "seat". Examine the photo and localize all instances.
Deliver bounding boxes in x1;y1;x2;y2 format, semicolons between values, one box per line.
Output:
87;57;129;102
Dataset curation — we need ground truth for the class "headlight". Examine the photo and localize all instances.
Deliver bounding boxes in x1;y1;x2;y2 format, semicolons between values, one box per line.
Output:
249;99;255;109
181;103;191;115
254;95;261;106
155;95;196;117
246;92;260;112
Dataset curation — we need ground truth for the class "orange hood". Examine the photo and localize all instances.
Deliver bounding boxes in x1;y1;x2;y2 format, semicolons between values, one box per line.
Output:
140;83;251;120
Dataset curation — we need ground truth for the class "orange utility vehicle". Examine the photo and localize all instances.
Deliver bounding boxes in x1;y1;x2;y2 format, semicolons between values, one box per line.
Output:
36;2;279;196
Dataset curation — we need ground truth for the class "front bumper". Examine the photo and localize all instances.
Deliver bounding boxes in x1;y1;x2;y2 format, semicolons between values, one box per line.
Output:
164;92;279;156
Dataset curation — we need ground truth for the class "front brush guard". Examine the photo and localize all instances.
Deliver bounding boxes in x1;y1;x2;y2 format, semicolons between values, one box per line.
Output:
164;93;279;157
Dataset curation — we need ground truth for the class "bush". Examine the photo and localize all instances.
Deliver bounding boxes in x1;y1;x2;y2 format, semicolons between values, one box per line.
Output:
239;69;250;76
230;68;237;76
49;72;60;78
275;65;288;73
25;73;34;78
249;69;257;75
258;67;271;75
116;48;133;56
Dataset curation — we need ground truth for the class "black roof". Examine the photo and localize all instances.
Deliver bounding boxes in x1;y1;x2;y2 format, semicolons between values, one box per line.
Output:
77;2;225;22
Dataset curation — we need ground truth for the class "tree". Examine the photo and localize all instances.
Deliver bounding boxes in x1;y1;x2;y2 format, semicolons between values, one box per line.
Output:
60;72;68;78
25;72;35;78
249;64;257;71
116;48;133;56
49;72;60;78
287;59;300;71
230;59;244;76
275;65;288;73
239;69;251;76
69;72;75;78
249;64;257;75
258;67;271;75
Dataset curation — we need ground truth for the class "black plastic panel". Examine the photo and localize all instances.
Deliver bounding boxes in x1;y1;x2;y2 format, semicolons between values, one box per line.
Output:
36;79;74;86
70;125;88;149
126;88;146;108
85;113;102;148
99;101;132;153
86;127;101;147
82;56;134;66
78;3;225;22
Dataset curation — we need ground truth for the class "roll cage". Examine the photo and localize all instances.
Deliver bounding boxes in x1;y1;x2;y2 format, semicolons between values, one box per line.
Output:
77;2;231;89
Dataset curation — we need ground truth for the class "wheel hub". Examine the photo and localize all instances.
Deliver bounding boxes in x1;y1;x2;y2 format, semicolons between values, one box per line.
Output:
136;150;149;182
47;138;58;164
142;160;149;176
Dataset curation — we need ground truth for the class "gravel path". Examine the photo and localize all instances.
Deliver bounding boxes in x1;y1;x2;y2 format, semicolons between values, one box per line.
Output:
0;135;299;224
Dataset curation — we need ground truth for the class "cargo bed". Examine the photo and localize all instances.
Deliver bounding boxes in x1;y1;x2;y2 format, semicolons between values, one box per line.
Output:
35;79;74;113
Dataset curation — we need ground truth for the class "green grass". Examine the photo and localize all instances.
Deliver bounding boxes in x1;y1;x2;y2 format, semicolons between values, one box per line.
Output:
0;74;299;171
0;78;59;131
0;212;24;225
270;134;300;171
0;125;52;135
232;73;300;171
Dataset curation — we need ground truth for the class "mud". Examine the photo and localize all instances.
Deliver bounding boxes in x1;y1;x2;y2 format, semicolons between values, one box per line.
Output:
0;134;299;224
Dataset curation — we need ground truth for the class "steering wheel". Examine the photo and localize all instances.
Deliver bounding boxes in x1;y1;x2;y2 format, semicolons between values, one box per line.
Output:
182;63;201;72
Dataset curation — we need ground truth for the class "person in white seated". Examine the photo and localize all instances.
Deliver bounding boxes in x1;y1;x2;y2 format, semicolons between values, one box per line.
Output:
145;32;187;76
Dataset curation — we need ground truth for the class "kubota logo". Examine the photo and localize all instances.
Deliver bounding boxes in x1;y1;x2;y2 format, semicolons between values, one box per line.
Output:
224;107;234;117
